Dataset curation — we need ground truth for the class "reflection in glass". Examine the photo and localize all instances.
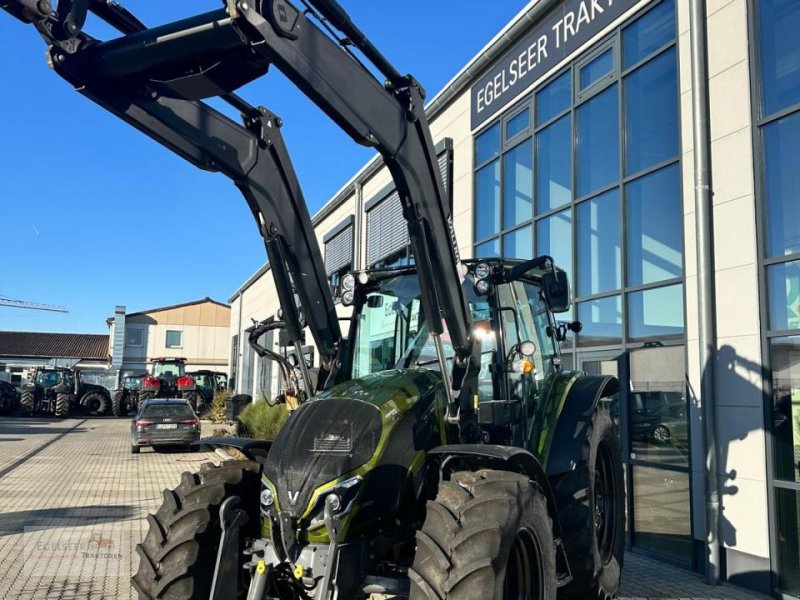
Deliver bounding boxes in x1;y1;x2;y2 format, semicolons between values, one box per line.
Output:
536;209;572;281
764;113;800;258
577;85;619;196
536;115;572;213
580;48;613;90
476;123;501;165
628;284;684;340
577;295;622;347
757;0;800;116
771;336;800;484
624;48;679;175
475;238;500;259
632;465;692;564
503;140;533;229
503;226;532;260
776;488;800;596
536;70;571;126
475;161;500;242
629;346;688;466
577;189;621;296
626;164;683;285
623;0;676;68
506;108;530;140
768;260;800;331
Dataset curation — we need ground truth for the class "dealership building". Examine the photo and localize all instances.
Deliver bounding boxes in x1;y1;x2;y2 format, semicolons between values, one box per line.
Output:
228;0;800;596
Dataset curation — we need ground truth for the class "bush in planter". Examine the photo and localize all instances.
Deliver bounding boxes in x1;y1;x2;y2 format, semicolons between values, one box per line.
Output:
237;399;289;441
208;390;230;424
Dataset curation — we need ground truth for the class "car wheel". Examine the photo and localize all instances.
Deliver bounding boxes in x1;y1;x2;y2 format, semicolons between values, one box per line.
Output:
653;424;671;444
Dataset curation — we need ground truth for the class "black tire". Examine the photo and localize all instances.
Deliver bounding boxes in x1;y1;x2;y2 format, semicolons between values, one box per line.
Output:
81;391;108;416
132;460;261;599
409;469;557;600
182;391;199;412
553;406;625;600
55;393;70;418
21;391;34;416
138;391;155;412
112;391;125;417
131;444;140;454
652;424;671;444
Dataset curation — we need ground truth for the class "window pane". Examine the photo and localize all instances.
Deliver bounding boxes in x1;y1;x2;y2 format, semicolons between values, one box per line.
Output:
623;0;676;68
506;108;530;140
758;0;800;116
577;295;622;346
536;209;572;280
629;346;688;466
771;336;800;484
775;488;800;596
577;189;621;296
166;330;182;348
503;226;532;260
764;113;800;257
580;48;613;90
628;284;684;339
475;161;500;241
632;465;692;564
626;164;683;285
577;85;619;196
503;140;533;228
476;122;501;165
536;114;572;213
768;260;800;330
475;238;500;259
625;48;679;175
536;70;571;126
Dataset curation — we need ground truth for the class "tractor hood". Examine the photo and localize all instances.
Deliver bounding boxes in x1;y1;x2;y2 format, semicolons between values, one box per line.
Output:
262;370;444;525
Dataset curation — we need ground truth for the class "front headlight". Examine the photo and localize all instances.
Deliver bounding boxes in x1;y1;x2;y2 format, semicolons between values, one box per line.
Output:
308;475;362;528
341;273;355;291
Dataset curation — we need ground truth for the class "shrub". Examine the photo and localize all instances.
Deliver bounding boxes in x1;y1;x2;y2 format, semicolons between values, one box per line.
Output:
208;390;230;423
237;400;289;440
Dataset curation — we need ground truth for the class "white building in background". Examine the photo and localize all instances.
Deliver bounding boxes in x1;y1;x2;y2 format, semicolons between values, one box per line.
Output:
108;297;231;374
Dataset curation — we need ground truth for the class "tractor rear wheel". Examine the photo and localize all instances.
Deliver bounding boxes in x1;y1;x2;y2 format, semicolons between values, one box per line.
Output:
182;391;199;412
554;405;625;600
138;391;154;412
55;393;70;418
81;392;107;416
409;469;556;600
21;391;34;416
112;391;125;417
131;460;261;600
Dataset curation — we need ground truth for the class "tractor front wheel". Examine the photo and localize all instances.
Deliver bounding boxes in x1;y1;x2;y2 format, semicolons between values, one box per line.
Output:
131;460;261;599
112;391;125;417
409;469;557;600
55;393;70;418
554;405;625;600
81;392;108;416
21;391;34;416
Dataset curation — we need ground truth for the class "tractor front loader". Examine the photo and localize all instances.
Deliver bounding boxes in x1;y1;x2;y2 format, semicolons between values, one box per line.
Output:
4;1;625;598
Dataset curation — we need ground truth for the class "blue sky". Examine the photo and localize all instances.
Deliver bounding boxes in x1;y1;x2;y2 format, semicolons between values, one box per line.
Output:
0;1;524;334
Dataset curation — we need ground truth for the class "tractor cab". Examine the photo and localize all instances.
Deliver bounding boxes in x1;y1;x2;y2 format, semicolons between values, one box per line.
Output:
150;358;186;381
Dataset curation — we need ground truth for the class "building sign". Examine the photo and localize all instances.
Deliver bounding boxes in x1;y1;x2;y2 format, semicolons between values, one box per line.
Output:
470;0;641;129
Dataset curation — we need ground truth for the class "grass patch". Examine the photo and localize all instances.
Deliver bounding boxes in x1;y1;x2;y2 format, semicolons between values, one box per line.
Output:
237;400;289;440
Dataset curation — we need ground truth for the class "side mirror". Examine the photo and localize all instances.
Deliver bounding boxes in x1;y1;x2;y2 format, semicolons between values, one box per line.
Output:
541;270;570;313
519;340;536;357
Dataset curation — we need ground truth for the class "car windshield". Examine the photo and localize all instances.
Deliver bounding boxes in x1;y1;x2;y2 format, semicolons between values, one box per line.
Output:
152;362;185;378
142;404;194;418
351;271;558;382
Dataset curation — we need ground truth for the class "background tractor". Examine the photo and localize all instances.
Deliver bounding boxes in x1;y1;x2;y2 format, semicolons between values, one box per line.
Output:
4;1;625;598
138;357;188;406
111;372;145;417
0;380;20;416
21;367;110;417
179;370;228;411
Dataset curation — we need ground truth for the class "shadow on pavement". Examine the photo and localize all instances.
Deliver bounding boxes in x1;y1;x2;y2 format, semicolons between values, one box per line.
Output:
0;504;138;536
0;417;87;436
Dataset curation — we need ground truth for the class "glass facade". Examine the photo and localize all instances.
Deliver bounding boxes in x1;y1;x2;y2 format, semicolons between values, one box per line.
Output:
473;0;686;564
755;0;800;595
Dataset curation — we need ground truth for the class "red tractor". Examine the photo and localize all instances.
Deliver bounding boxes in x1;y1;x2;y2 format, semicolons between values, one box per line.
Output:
138;358;196;410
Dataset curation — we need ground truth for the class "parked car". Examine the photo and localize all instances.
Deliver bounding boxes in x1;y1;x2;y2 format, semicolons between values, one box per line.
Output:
630;390;688;445
130;398;201;454
0;381;20;415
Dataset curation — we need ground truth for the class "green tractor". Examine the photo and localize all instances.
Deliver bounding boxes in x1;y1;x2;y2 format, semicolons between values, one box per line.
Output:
111;372;146;417
180;370;229;412
5;1;625;598
21;367;75;418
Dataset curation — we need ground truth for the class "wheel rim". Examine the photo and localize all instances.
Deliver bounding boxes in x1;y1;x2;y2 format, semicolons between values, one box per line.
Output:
654;425;670;443
503;527;545;599
594;440;616;565
86;397;101;413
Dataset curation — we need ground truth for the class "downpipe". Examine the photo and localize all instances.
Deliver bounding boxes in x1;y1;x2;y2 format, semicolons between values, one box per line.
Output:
689;0;720;585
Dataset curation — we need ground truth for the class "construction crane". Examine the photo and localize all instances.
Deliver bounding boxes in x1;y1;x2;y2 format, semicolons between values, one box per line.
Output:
0;294;68;313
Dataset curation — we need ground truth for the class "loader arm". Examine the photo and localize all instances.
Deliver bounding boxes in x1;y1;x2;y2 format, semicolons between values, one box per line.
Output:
2;0;343;390
3;0;475;415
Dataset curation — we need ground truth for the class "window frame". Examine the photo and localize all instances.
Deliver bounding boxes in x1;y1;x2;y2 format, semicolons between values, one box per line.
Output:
165;330;183;349
126;327;144;348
